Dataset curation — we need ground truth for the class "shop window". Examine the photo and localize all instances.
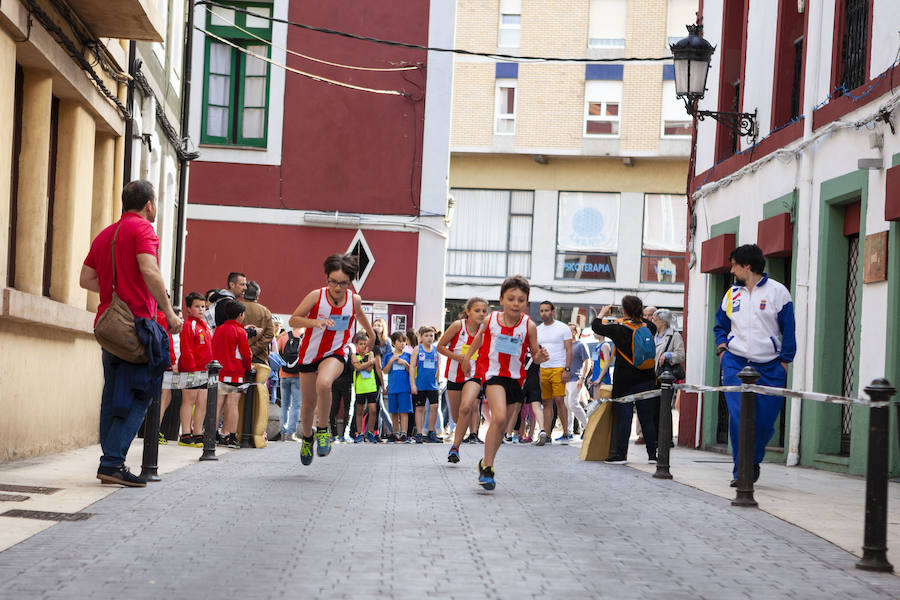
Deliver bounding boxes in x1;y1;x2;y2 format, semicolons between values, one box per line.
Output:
641;194;687;283
555;192;619;281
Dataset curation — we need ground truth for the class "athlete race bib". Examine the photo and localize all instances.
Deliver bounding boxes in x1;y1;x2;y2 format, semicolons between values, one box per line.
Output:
496;334;523;355
327;314;351;331
423;359;436;369
360;370;372;379
392;363;406;372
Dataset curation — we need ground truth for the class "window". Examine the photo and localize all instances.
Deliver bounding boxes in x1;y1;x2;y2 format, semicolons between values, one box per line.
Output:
771;0;805;128
641;194;687;283
584;80;621;136
832;0;869;94
555;192;619;281
666;0;697;46
447;189;533;278
715;0;747;161
495;80;517;135
589;0;626;48
661;80;692;136
7;64;23;288
498;0;521;48
201;2;272;147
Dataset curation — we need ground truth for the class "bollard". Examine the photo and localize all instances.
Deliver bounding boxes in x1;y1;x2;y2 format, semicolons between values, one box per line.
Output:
139;389;162;482
855;378;897;572
240;369;256;448
654;370;676;479
732;366;759;507
200;360;221;462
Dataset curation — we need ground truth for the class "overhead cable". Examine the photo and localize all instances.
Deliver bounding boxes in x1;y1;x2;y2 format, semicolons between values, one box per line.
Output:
198;26;408;96
197;0;672;64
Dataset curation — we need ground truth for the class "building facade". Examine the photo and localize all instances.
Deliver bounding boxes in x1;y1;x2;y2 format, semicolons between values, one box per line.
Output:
183;0;453;332
0;0;168;462
447;0;695;329
685;0;900;475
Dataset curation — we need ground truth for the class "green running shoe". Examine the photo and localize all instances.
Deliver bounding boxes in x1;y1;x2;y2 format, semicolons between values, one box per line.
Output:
158;432;168;445
315;430;332;457
300;438;314;465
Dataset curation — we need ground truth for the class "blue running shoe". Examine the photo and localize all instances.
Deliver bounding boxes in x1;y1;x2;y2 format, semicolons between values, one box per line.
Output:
477;459;495;490
415;433;423;444
427;431;443;443
365;431;377;443
315;430;332;457
300;438;314;466
353;434;364;443
447;446;460;464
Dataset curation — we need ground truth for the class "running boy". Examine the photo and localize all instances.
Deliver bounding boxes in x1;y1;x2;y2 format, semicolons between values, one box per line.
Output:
461;276;548;490
288;254;376;465
384;331;413;442
437;297;488;462
212;299;251;448
351;332;381;443
410;325;441;443
177;292;213;447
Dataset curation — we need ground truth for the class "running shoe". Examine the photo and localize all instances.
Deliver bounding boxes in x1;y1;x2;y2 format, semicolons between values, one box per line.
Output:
191;434;205;447
604;455;627;465
504;434;513;443
521;436;533;444
426;431;443;443
554;434;570;444
353;434;364;443
226;433;240;449
315;430;332;457
477;459;496;491
511;434;520;444
177;433;194;447
158;432;168;445
534;431;547;446
365;432;378;443
300;438;314;465
447;446;460;464
335;436;346;444
415;433;423;444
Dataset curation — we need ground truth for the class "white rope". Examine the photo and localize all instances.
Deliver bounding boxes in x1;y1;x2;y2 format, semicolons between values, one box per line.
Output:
673;382;894;408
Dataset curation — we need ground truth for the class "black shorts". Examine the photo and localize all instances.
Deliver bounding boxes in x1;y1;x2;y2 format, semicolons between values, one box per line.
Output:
522;375;541;404
413;390;439;407
355;391;378;405
447;378;482;392
297;355;342;373
485;376;524;405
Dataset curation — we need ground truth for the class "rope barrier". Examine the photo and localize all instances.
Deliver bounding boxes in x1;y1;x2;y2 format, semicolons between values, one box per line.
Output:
673;382;895;408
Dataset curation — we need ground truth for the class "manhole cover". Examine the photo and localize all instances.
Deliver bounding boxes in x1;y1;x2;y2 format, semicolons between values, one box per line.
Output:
1;510;92;521
0;494;29;502
0;484;61;495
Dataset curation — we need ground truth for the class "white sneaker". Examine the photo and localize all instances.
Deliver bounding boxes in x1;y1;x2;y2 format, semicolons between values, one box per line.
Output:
534;430;547;446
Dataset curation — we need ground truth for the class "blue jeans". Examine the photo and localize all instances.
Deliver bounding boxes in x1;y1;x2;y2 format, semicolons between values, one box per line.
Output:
99;350;159;469
721;352;787;478
280;376;301;436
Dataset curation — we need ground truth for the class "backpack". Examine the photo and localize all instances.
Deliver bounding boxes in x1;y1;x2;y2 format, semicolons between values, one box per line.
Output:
617;320;656;370
281;331;302;374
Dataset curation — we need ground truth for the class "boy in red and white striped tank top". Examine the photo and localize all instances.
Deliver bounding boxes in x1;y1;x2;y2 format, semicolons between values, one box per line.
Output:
458;276;548;490
288;254;376;466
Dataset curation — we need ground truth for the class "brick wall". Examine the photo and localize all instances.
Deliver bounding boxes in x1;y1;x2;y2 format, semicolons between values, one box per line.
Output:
516;63;584;148
451;63;495;147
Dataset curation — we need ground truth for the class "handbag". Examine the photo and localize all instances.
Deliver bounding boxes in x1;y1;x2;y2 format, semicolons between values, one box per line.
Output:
656;333;685;381
93;223;148;364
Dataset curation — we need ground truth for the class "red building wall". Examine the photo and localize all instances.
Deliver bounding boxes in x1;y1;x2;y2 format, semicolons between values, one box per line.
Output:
182;221;419;315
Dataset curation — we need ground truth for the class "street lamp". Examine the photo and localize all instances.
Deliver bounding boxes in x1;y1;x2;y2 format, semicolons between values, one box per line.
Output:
670;24;758;145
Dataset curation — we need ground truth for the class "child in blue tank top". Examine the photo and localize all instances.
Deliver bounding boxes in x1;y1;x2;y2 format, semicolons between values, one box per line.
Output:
384;331;413;442
410;325;441;443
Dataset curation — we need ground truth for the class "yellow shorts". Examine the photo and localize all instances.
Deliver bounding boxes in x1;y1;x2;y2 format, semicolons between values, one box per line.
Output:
540;367;566;399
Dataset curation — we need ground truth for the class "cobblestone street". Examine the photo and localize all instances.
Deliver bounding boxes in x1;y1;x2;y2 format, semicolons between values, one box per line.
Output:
1;440;899;599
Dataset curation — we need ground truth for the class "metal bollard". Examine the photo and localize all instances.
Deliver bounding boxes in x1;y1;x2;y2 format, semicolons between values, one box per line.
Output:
654;370;676;479
240;369;256;448
855;378;897;572
140;389;162;482
732;366;759;507
200;361;221;461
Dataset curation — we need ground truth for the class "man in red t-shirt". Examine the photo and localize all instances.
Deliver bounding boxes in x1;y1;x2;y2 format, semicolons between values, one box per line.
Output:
80;180;183;488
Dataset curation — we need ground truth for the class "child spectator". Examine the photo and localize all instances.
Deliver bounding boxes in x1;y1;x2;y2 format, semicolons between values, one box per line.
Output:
384;331;413;442
351;332;382;443
177;292;213;447
212;299;251;448
410;325;441;443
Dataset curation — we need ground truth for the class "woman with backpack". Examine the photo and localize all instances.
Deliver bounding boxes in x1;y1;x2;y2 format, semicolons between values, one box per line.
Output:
591;296;658;465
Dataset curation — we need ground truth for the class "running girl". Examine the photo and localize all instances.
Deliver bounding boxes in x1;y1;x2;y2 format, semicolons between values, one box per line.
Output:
462;276;548;490
437;297;488;463
288;254;375;465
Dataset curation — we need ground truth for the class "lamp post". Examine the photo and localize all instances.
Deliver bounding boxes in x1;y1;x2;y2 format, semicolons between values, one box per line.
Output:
670;24;758;145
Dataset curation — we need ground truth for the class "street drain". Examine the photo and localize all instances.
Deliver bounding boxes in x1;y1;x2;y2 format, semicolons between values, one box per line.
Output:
0;494;29;502
1;510;92;521
0;484;61;495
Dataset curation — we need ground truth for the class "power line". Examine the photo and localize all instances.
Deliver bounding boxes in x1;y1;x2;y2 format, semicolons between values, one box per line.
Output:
197;0;673;64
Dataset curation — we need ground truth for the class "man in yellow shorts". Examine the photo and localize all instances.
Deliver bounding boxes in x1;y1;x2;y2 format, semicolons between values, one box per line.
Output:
535;301;572;445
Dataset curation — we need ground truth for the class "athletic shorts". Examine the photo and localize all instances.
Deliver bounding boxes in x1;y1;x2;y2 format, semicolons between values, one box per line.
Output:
523;374;542;404
218;383;245;394
447;378;482;392
485;376;524;405
413;389;439;407
540;367;566;399
355;391;378;405
297;355;343;374
388;392;413;414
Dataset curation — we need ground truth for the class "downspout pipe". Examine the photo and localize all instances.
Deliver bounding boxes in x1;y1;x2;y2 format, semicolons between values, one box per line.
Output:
122;40;137;184
172;0;195;306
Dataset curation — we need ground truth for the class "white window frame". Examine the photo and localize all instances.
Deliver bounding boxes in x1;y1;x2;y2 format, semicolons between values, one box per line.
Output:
498;0;521;48
583;81;622;138
494;79;517;135
588;0;626;49
661;79;692;138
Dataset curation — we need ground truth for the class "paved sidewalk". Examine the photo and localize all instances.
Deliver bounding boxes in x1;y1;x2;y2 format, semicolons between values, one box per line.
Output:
1;440;899;599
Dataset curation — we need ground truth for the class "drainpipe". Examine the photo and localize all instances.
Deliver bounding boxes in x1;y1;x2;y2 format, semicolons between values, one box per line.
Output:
122;40;137;183
171;0;195;305
787;1;823;467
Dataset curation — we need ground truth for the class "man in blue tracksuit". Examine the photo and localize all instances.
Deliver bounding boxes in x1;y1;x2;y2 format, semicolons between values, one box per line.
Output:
714;244;796;486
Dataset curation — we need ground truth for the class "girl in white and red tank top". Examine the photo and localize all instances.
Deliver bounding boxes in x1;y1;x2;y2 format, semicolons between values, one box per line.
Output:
288;254;376;467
